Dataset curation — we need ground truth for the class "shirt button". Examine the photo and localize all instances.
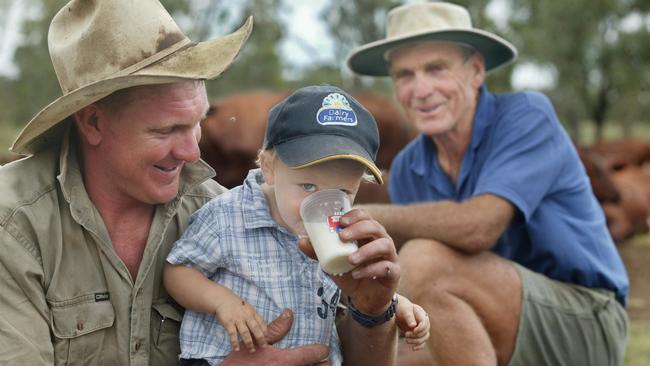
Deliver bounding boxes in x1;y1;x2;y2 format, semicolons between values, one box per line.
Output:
76;321;84;331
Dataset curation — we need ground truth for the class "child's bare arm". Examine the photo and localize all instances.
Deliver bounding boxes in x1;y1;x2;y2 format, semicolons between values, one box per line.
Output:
395;294;430;351
163;263;267;352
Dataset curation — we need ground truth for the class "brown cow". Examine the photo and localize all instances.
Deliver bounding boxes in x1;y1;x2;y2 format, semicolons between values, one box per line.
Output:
603;165;650;243
200;91;288;188
592;139;650;171
199;90;416;201
575;145;621;203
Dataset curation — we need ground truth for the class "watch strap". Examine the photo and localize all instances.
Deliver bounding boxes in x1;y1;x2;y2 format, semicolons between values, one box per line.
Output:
347;294;398;328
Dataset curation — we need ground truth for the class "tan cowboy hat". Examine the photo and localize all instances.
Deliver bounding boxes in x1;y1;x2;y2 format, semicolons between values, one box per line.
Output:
346;1;517;76
11;0;253;155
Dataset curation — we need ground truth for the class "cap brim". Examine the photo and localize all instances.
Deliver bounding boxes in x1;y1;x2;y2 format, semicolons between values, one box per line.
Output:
346;29;517;77
11;17;253;155
275;134;384;185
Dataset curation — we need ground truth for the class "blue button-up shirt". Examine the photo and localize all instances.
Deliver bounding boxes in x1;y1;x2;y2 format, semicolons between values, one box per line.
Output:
167;169;342;365
389;85;629;306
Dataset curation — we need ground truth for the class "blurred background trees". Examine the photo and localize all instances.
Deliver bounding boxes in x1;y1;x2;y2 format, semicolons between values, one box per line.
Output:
0;0;648;144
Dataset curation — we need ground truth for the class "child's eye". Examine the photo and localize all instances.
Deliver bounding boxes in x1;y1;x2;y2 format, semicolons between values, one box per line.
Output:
301;183;316;192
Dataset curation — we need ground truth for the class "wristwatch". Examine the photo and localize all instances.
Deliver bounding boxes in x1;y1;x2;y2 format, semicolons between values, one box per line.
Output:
347;294;398;328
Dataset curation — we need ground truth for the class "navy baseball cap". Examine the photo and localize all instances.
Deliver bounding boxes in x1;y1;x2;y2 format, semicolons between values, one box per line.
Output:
263;85;383;184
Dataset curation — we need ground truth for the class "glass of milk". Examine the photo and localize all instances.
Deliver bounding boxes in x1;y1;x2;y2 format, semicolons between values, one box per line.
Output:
300;189;358;275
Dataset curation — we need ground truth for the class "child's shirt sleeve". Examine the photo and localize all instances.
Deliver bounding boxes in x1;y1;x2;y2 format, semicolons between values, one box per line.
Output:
166;203;226;277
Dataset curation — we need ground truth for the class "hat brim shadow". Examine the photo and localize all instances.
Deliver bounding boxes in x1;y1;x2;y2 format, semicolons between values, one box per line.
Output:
275;134;384;185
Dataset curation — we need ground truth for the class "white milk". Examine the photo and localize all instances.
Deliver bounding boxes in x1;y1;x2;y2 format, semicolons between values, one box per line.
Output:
304;220;358;275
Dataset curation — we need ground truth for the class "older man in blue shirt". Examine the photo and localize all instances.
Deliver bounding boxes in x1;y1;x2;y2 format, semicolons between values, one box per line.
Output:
347;2;629;366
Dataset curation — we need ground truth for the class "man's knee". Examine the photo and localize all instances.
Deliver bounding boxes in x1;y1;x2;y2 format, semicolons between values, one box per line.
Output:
398;239;459;300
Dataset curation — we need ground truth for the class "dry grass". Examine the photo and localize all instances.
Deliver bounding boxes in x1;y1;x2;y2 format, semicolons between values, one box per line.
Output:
625;320;650;365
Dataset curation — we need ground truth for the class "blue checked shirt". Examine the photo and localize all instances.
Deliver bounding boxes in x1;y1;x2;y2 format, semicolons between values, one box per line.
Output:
167;169;342;366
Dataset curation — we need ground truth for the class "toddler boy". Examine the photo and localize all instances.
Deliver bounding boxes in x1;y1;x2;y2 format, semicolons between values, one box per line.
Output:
164;85;429;365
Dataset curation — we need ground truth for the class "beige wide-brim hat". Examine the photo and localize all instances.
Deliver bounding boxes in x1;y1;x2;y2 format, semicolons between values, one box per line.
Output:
346;2;517;77
11;0;253;155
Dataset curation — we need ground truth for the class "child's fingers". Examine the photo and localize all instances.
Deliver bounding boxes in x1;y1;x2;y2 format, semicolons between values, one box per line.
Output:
235;321;256;352
416;313;430;334
412;304;428;324
402;306;417;328
225;322;240;352
246;317;267;347
405;331;430;347
405;324;430;340
395;296;418;329
412;343;426;351
408;320;428;337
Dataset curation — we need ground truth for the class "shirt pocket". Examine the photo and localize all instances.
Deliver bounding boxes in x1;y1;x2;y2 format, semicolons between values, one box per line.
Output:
49;294;116;366
149;299;183;366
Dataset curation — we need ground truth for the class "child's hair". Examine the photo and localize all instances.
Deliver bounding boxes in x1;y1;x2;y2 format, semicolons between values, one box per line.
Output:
256;148;378;184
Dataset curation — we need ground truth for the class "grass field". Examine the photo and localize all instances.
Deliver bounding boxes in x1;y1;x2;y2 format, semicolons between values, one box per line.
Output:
626;320;650;365
622;234;650;365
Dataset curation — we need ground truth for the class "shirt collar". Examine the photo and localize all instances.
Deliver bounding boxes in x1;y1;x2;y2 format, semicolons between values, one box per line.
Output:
469;84;495;152
241;169;283;230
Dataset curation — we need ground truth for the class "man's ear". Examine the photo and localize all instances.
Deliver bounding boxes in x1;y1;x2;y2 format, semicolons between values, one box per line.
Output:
259;151;275;185
470;52;486;88
73;104;102;146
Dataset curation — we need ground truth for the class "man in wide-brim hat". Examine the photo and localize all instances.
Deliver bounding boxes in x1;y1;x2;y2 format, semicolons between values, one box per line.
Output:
349;2;629;365
0;1;402;365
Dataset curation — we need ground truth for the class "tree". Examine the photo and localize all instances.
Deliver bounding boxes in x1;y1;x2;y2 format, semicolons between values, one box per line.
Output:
507;0;650;142
450;0;516;93
5;0;67;128
204;0;287;98
319;0;400;92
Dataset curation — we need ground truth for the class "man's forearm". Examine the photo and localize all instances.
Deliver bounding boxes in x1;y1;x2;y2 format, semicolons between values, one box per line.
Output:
360;194;514;253
338;312;398;366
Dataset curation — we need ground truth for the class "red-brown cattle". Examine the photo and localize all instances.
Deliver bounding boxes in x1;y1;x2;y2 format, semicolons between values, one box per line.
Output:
592;139;650;171
603;166;650;243
200;91;288;188
199;91;416;201
575;145;621;203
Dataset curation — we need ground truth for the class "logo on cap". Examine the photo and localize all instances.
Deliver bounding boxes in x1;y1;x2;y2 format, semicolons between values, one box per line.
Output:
316;93;358;126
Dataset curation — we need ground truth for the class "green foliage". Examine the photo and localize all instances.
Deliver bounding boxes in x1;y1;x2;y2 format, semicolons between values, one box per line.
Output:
507;0;650;142
317;0;401;93
0;0;648;140
5;0;68;127
207;0;287;98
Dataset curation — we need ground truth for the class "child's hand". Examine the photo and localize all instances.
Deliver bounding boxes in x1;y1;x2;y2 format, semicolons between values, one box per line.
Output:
214;291;268;353
395;294;430;351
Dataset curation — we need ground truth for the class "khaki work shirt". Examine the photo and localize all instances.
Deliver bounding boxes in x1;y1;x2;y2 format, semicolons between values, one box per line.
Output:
0;135;225;365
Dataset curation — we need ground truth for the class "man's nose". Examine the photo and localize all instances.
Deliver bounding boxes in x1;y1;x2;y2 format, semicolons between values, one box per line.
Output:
174;129;201;163
412;74;433;99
